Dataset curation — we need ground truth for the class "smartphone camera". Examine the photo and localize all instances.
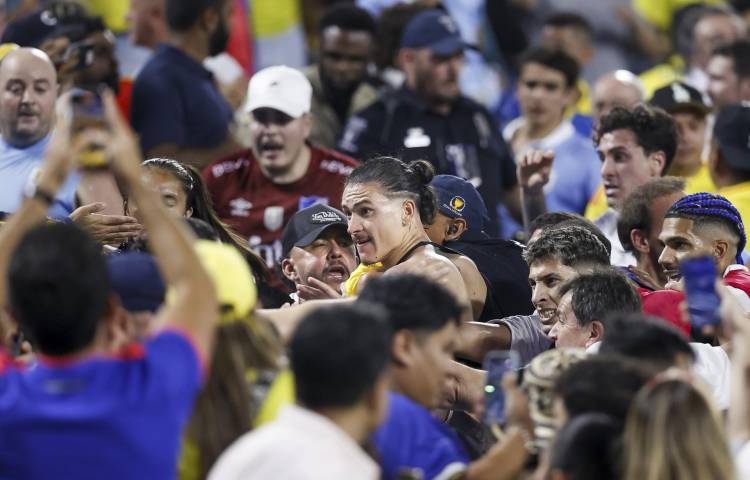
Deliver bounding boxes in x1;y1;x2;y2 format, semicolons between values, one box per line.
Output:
70;88;108;169
681;255;721;328
482;350;520;427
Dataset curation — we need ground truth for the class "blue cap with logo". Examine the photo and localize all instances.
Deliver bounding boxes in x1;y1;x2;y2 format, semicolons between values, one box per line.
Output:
430;175;489;239
400;9;467;56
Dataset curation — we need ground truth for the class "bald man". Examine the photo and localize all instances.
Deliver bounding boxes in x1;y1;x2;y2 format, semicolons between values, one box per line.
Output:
591;70;645;126
0;48;142;244
0;48;78;219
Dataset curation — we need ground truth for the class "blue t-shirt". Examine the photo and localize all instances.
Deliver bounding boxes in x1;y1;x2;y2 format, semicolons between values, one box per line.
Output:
0;331;203;480
499;120;601;238
0;135;79;220
373;393;470;480
130;44;233;155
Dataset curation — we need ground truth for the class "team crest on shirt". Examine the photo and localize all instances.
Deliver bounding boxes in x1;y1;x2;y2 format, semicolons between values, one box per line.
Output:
229;198;252;217
264;206;285;231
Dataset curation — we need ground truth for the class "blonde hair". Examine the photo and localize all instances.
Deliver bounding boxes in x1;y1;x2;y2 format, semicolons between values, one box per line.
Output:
623;379;735;480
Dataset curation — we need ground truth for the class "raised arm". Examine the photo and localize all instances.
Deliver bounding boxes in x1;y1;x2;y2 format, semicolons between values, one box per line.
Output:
518;150;554;232
0;98;79;313
103;92;218;358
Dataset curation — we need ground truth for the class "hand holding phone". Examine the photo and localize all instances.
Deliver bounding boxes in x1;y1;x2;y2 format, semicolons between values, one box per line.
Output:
681;255;721;328
482;350;520;427
70;88;108;169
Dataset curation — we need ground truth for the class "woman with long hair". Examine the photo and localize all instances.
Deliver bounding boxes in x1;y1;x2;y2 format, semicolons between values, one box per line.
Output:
179;241;292;479
123;159;292;306
623;377;735;480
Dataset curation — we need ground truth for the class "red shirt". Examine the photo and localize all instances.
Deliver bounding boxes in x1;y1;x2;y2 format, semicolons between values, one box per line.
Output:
723;265;750;299
203;144;358;269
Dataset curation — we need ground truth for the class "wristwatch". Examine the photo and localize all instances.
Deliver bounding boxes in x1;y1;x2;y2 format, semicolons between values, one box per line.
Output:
24;182;56;206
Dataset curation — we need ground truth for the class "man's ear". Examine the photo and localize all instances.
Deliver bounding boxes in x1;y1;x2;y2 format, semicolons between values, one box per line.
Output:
630;228;650;255
185;207;193;218
588;320;605;346
713;239;731;264
281;258;299;284
391;329;417;368
397;48;416;70
739;77;750;103
301;113;312;139
104;294;131;352
649;151;667;176
564;85;580;109
446;218;467;241
402;199;417;226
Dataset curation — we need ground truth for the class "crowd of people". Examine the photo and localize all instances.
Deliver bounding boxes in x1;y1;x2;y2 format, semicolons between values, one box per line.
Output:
1;0;750;479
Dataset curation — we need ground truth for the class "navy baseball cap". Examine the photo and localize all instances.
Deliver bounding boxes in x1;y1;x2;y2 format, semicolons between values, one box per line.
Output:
714;102;750;173
281;204;349;258
430;175;489;239
107;252;166;313
400;9;467;56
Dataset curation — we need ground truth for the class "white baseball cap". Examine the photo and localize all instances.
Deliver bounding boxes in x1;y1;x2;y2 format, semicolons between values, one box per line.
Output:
244;65;312;118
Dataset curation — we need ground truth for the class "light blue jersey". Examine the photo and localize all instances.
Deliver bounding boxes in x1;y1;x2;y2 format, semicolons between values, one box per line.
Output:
0;135;79;220
499;120;602;238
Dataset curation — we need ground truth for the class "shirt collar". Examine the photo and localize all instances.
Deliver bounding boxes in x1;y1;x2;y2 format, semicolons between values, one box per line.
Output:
0;133;51;153
724;264;748;277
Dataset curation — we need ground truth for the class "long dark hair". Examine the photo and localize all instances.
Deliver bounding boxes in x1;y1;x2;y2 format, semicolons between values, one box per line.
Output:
186;316;283;476
345;156;437;224
141;158;270;280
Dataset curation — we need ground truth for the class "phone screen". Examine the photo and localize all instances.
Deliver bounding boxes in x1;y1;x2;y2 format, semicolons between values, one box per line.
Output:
482;350;519;426
681;255;721;328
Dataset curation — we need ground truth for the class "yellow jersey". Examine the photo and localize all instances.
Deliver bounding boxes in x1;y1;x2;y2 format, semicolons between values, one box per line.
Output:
719;181;750;226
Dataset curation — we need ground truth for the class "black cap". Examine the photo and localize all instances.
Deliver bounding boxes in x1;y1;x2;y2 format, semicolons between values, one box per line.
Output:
714;102;750;173
649;81;710;116
281;204;348;258
1;2;96;47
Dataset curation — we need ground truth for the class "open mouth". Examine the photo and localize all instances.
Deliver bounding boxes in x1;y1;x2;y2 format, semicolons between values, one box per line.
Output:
664;270;682;289
324;265;349;282
537;308;557;324
17;111;38;123
604;185;619;197
258;141;284;155
353;235;372;248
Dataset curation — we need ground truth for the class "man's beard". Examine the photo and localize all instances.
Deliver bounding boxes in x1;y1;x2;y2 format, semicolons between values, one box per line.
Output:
209;15;230;57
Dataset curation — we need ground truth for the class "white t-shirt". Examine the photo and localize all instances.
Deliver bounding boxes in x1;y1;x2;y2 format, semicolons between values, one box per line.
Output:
589;341;731;410
209;405;379;480
690;342;731;411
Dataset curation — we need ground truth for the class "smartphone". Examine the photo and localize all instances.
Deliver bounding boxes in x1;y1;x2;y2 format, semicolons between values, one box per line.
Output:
681;255;721;328
70;88;108;169
482;350;520;426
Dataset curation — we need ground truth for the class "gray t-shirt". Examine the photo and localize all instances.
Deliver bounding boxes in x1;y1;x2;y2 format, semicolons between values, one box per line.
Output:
490;313;552;366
